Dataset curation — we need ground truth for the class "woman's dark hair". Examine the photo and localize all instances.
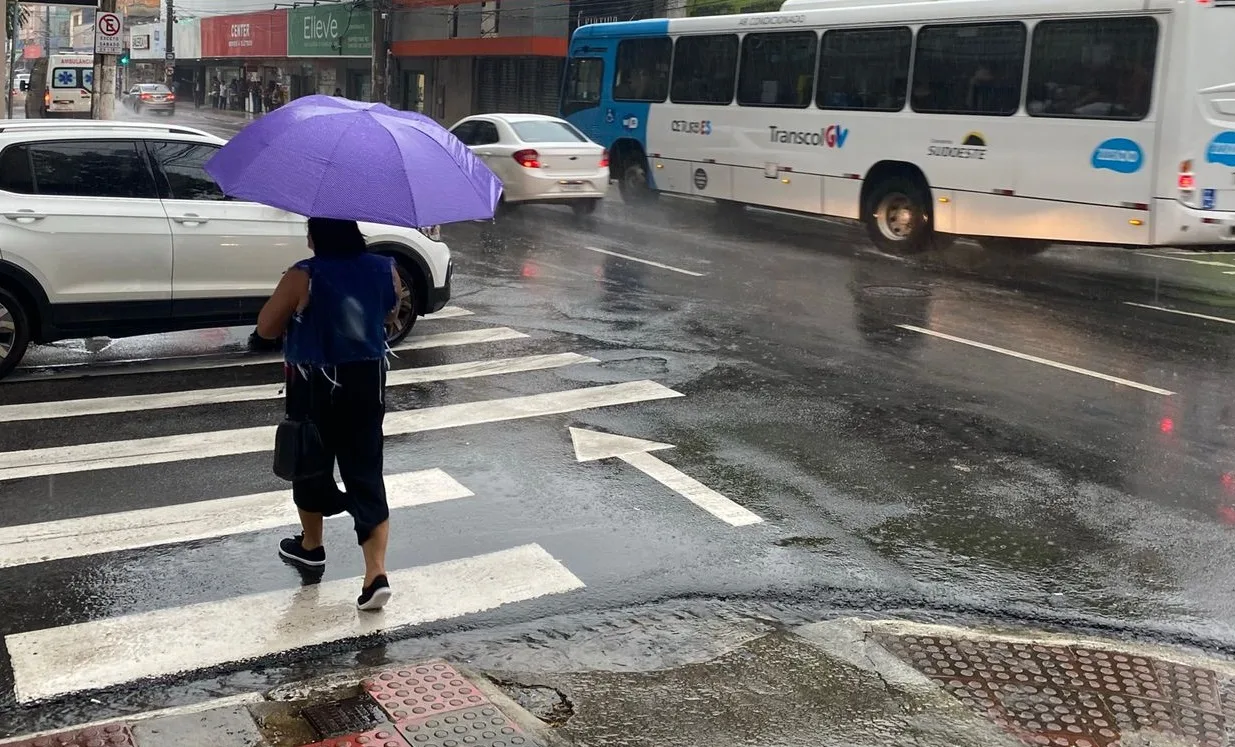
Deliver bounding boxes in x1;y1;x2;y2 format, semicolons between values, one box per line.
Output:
307;217;367;257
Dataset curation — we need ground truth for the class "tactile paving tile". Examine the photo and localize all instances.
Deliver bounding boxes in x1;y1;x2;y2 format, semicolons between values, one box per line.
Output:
397;705;535;747
874;632;1231;747
7;724;135;747
364;660;489;722
298;725;409;747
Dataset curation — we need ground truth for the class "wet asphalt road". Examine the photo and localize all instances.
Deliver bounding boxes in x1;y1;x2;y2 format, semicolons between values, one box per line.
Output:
5;106;1235;735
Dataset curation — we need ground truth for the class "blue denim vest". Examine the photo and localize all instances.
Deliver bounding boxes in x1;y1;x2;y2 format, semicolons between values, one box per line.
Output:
284;254;396;368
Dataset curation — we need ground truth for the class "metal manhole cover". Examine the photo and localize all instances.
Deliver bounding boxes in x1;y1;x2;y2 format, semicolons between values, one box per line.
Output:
302;695;389;738
861;285;931;298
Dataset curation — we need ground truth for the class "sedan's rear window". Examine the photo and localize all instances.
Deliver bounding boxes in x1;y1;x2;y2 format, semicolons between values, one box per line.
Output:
510;120;587;143
140;84;171;94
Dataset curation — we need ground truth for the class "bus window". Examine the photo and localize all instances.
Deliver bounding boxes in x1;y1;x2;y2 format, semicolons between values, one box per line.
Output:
1026;17;1157;121
912;22;1026;116
562;57;604;116
817;27;911;112
737;31;817;108
613;38;672;103
671;34;739;106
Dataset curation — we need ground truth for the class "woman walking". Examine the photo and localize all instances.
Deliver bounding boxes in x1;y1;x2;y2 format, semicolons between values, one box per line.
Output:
256;217;400;611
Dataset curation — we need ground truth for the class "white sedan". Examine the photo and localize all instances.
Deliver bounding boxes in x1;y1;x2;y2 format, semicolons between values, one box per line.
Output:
448;114;609;216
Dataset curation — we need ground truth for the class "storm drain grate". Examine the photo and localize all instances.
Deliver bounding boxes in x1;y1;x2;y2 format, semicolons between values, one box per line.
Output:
302;696;389;739
876;633;1229;747
397;705;532;747
6;724;135;747
298;725;408;747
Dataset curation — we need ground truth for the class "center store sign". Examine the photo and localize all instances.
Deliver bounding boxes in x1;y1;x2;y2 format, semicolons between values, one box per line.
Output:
288;5;372;58
200;11;288;58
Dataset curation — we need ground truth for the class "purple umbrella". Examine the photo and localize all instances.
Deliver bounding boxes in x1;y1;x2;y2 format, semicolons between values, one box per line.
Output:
203;95;502;228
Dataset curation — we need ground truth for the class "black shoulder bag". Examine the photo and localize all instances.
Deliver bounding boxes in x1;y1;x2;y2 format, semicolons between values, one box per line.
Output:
272;265;329;482
273;366;329;481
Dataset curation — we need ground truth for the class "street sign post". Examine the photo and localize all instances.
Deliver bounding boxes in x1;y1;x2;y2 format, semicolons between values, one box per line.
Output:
95;12;124;55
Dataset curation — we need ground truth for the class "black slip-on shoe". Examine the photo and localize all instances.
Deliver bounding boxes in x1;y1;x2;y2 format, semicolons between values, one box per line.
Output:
357;574;392;611
279;535;325;568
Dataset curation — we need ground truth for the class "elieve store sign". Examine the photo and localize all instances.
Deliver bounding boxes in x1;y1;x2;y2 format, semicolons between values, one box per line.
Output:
288;5;371;57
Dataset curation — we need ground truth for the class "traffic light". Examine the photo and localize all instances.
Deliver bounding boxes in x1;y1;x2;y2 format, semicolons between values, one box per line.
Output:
119;49;130;65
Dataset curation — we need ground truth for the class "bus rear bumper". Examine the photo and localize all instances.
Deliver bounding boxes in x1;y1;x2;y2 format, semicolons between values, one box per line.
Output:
1154;198;1235;246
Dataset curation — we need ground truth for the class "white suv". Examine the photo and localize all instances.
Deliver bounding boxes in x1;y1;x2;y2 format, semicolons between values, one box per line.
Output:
0;120;454;380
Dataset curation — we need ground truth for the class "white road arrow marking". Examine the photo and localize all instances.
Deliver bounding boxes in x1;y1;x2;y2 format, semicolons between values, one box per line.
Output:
569;427;763;527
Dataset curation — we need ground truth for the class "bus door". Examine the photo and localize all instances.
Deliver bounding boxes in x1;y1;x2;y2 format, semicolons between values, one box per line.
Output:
1182;4;1235;221
1014;16;1160;245
561;54;608;143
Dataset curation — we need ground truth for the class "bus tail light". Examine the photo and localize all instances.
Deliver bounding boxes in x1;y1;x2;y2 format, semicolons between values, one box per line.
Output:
513;149;541;169
599;149;609;168
1179;160;1196;191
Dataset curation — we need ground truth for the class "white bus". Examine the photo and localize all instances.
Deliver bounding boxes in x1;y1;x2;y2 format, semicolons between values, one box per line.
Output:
562;0;1235;254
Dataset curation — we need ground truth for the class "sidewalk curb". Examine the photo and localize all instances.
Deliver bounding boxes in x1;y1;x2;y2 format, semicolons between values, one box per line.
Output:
9;618;1235;746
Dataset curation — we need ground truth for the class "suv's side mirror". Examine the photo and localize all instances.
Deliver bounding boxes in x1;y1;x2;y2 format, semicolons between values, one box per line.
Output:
19;81;28;91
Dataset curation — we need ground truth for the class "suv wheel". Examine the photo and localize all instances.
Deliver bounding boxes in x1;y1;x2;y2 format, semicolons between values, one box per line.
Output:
385;262;418;345
0;287;31;381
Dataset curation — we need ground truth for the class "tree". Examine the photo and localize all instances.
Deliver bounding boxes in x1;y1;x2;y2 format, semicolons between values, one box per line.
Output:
6;0;30;40
686;0;781;16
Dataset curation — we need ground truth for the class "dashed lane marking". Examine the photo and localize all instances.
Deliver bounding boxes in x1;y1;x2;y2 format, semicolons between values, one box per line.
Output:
1124;301;1235;326
582;246;705;277
897;324;1175;396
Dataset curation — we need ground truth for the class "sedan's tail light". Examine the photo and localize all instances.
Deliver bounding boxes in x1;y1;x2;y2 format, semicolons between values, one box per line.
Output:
599;149;609;168
140;93;152;100
513;149;540;169
166;93;175;101
418;225;442;241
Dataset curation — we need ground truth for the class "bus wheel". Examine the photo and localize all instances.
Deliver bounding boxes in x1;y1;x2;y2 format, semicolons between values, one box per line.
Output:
977;237;1049;256
618;159;655;204
864;177;935;255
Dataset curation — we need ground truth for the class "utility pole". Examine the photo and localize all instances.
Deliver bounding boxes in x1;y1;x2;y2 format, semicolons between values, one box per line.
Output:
3;0;13;118
91;0;117;118
163;0;172;87
369;0;385;103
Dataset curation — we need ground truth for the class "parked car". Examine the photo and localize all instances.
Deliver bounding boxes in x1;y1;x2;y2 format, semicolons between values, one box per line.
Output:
0;120;453;380
448;113;609;216
124;83;176;115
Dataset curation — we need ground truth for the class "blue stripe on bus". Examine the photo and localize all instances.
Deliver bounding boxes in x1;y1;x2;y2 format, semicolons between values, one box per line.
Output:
565;20;671;191
572;18;670;41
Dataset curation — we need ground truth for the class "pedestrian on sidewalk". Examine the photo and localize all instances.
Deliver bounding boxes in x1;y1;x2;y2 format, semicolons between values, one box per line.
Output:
255;217;401;611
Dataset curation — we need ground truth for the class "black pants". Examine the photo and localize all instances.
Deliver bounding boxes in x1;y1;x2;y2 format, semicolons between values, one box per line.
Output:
286;361;388;545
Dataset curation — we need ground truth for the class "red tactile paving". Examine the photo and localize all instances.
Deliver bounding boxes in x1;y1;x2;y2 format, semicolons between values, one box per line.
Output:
876;632;1232;747
6;724;135;747
298;726;409;747
364;660;490;723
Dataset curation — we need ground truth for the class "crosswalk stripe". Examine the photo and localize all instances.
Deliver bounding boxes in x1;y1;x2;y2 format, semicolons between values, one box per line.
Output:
0;380;683;481
6;543;586;703
0;469;472;570
11;327;529;379
0;353;598;423
426;306;473;320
